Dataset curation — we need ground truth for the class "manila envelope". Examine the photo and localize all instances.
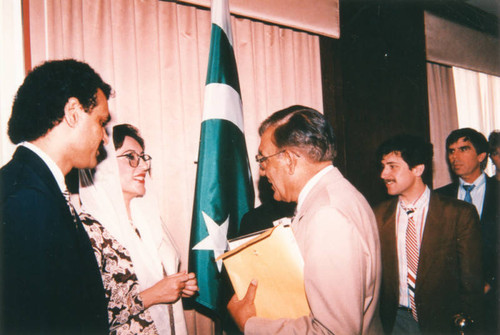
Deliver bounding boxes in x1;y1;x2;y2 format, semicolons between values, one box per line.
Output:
217;224;310;319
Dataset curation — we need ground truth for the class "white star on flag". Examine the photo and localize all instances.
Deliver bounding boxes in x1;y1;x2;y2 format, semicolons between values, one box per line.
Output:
192;211;229;271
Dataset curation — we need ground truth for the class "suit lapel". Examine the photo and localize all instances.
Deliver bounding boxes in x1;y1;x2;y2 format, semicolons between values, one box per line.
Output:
415;193;440;289
482;177;498;221
380;200;399;295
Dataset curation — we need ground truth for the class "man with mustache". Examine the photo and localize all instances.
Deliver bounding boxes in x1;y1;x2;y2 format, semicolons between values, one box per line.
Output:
0;59;112;334
436;128;499;333
374;134;482;334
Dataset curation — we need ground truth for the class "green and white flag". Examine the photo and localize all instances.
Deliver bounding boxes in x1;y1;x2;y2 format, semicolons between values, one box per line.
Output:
188;0;254;316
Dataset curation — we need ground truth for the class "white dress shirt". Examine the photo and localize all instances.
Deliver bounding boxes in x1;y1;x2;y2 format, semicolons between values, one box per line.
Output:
397;186;430;307
458;173;486;218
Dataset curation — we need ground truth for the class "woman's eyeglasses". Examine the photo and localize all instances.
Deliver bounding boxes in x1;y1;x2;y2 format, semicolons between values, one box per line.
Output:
117;151;152;168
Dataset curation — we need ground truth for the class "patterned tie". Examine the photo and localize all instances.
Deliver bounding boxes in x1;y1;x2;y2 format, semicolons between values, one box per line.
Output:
405;206;419;321
62;188;79;229
463;184;475;203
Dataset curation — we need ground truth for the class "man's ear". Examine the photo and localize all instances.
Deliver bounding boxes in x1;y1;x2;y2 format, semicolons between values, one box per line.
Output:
284;150;298;175
478;152;487;164
412;164;425;177
64;97;82;127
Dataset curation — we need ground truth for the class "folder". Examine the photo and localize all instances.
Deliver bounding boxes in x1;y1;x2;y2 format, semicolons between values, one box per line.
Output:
217;223;310;320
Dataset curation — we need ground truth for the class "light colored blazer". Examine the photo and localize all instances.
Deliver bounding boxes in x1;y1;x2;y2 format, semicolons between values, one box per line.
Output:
246;167;383;334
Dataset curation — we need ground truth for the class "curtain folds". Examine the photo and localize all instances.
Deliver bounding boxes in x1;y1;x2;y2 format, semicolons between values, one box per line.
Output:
426;62;458;188
27;1;323;332
453;66;500;176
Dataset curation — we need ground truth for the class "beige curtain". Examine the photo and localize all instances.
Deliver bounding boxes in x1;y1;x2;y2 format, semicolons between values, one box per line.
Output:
177;0;340;38
27;0;323;332
427;62;458;188
453;66;500;176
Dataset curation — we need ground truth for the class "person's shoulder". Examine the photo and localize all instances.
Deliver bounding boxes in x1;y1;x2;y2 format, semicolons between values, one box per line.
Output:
434;182;457;195
373;198;396;215
430;192;478;216
486;175;499;192
1;161;49;202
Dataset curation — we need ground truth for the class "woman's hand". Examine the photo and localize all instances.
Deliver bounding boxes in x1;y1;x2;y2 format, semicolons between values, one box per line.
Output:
140;271;193;308
181;272;198;298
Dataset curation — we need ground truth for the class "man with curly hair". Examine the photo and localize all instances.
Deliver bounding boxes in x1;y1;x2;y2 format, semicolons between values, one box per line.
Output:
0;59;112;334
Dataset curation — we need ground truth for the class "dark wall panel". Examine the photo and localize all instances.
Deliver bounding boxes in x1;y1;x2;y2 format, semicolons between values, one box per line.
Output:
322;2;430;206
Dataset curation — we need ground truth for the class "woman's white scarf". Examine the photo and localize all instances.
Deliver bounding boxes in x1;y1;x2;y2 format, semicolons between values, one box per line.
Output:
79;134;187;335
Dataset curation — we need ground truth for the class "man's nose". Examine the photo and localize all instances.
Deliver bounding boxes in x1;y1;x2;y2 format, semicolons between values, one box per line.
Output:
259;166;266;177
380;167;388;179
102;128;109;145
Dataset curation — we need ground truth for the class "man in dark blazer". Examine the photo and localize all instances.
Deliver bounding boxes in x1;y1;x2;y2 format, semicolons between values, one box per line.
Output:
238;177;295;236
0;60;112;334
374;135;483;334
436;128;499;333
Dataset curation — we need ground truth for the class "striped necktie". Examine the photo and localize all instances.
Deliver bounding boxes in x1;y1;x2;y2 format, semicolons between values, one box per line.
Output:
463;184;475;203
404;206;419;321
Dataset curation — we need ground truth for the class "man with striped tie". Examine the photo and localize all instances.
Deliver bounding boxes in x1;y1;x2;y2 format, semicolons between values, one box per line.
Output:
374;134;483;334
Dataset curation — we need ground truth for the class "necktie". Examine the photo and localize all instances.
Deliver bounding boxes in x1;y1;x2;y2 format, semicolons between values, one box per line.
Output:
62;188;79;229
405;207;419;321
463;184;475;203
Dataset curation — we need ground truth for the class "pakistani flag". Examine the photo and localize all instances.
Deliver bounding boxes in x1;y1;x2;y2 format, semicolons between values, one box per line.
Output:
188;0;254;317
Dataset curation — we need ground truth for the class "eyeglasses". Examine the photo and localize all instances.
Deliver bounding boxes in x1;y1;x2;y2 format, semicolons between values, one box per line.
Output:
117;151;152;168
255;150;284;169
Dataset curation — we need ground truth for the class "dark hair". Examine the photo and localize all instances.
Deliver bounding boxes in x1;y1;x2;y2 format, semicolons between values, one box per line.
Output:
259;105;336;162
8;59;112;144
113;124;145;150
445;128;488;170
376;134;434;183
488;130;500;154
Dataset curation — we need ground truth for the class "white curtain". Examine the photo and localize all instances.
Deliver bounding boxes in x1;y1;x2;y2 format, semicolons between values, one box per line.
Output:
27;0;323;267
25;0;323;332
427;62;459;189
453;66;500;176
0;0;24;165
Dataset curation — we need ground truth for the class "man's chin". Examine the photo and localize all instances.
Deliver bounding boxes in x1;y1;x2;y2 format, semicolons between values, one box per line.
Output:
85;156;99;169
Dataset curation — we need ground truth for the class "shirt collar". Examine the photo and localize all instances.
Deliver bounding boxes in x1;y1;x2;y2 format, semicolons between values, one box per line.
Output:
399;185;430;211
297;165;333;213
459;173;486;188
21;142;67;193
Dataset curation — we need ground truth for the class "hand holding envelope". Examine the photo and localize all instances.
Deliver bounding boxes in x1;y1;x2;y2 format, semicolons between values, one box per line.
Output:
217;223;310;327
227;279;258;332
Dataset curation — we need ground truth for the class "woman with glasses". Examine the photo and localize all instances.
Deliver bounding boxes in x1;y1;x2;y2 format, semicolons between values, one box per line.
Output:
79;124;197;334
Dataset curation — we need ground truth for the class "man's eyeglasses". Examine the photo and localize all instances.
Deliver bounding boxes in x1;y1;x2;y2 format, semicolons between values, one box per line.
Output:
117;151;152;168
255;150;285;169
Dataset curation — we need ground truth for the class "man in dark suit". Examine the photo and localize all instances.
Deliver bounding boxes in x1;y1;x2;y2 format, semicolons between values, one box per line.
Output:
489;130;500;181
436;128;499;333
238;177;295;236
374;134;483;334
0;59;112;334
